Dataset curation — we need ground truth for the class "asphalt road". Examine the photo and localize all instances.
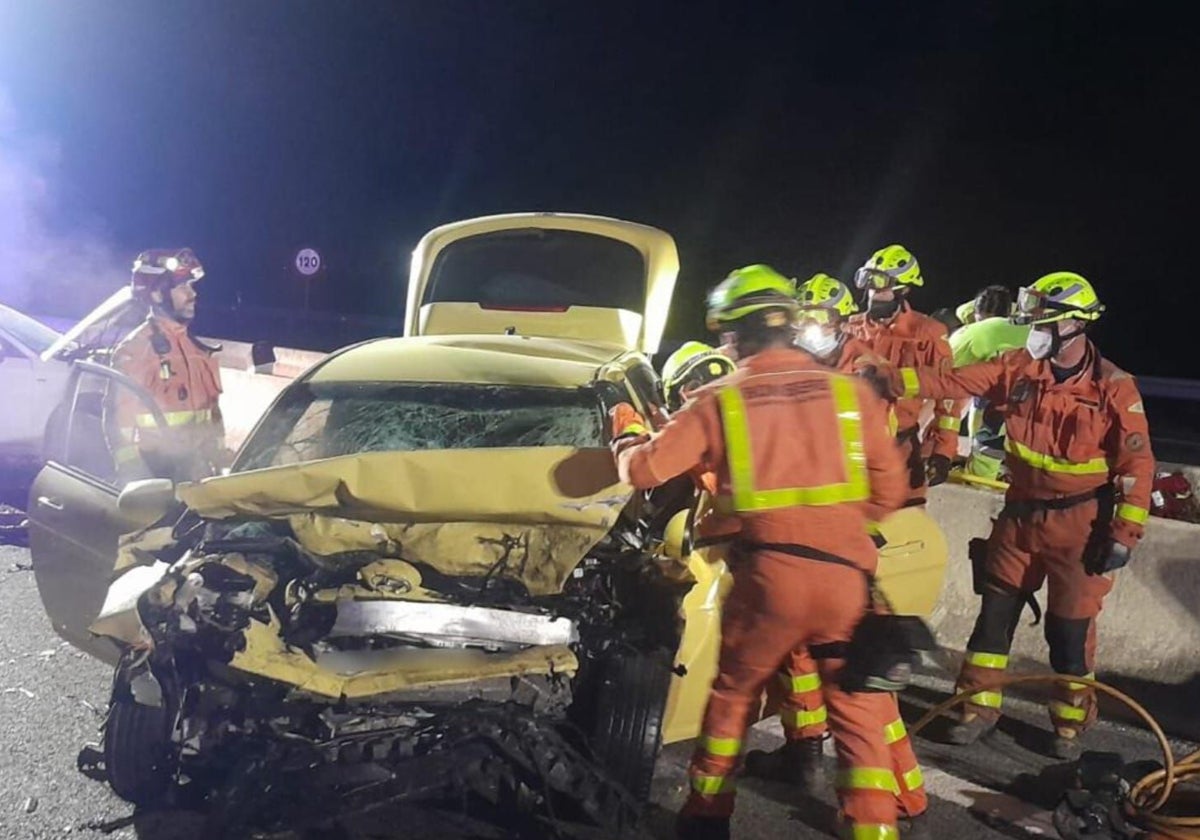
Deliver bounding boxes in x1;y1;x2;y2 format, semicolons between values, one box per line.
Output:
0;542;1194;840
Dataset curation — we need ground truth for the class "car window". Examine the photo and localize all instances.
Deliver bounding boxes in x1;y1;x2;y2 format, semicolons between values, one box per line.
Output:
47;368;166;488
237;382;605;471
0;305;60;355
426;229;645;312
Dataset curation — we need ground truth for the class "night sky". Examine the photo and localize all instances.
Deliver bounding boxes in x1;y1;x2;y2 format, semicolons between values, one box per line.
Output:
0;2;1193;375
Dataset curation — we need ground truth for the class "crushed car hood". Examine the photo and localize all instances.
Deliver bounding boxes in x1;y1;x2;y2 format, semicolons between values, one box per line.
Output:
178;448;632;595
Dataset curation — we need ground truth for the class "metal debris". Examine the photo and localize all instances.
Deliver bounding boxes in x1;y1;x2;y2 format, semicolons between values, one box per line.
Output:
22;796;38;814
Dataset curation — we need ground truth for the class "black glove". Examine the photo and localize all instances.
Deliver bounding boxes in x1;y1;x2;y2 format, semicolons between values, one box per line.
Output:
870;531;888;550
1086;540;1131;575
925;454;952;487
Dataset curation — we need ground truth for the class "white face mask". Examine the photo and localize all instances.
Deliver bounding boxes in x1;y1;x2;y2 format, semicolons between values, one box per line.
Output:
1026;327;1055;360
797;323;840;358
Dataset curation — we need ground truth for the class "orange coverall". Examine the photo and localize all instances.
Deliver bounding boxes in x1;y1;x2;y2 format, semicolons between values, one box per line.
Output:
847;305;959;502
111;315;226;483
893;342;1153;733
616;346;908;835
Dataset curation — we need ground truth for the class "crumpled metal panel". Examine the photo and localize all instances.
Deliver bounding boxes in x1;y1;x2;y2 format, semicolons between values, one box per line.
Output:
331;600;578;649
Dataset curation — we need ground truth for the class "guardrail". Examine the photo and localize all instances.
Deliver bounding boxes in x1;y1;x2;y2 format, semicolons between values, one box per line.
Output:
1138;377;1200;402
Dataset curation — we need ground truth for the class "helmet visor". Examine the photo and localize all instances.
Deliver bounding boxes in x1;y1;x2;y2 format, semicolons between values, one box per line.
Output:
1013;286;1084;325
853;266;894;290
796;306;835;326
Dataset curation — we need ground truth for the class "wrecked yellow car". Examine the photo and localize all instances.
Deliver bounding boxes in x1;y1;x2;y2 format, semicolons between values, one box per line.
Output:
28;213;947;834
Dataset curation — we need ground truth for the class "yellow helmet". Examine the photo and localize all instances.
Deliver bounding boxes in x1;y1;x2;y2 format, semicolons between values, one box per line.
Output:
955;299;977;325
1013;271;1104;325
854;244;923;289
797;273;858;318
705;264;798;330
660;341;736;410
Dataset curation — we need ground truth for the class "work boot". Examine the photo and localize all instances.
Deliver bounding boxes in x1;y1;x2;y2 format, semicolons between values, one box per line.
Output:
899;813;933;840
743;737;826;794
1047;728;1083;762
674;814;731;840
945;714;996;746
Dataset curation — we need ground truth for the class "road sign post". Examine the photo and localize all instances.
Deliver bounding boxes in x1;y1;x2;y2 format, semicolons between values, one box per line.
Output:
295;248;322;312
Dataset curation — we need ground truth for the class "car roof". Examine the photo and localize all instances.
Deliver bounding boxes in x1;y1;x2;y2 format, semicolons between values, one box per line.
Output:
305;334;630;388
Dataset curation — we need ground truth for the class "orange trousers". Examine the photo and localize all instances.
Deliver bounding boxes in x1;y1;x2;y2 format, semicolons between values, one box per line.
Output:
780;650;926;818
957;501;1114;734
683;552;898;835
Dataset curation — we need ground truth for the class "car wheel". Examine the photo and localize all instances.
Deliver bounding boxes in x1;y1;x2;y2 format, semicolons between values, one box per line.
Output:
589;648;672;802
103;670;178;806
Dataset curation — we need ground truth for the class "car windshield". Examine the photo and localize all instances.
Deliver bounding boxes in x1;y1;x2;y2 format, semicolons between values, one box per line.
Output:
0;304;62;355
236;381;606;471
426;228;645;312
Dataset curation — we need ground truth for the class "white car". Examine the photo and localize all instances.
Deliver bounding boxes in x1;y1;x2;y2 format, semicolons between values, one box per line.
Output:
0;302;72;466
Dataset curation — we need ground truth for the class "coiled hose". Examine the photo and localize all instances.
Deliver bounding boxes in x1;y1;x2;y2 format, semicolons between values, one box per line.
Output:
908;674;1200;838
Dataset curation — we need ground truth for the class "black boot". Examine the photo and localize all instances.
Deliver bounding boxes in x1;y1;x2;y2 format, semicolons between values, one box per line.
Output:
675;814;731;840
900;812;932;840
945;715;996;746
743;737;826;794
1047;728;1084;761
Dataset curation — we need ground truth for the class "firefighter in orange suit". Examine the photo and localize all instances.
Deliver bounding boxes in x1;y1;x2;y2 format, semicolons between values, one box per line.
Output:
111;248;227;483
739;273;928;832
846;246;960;500
861;272;1154;761
612;264;908;840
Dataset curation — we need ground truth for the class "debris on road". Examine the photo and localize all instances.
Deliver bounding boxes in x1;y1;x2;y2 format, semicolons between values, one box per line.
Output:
22;795;38;814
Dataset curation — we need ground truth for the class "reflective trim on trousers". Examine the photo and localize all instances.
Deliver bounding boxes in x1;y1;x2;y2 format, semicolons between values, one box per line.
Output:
835;767;901;795
701;736;742;758
937;414;961;431
970;691;1003;709
691;774;737;796
901;766;924;791
783;706;829;729
966;650;1009;670
840;824;899;840
1049;701;1088;722
780;671;822;694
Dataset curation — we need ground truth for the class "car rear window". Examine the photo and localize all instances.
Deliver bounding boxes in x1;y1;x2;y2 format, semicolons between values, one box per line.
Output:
236;382;605;471
425;228;644;313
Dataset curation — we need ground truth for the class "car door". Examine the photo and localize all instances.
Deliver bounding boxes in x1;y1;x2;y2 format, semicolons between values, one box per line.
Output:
28;361;171;663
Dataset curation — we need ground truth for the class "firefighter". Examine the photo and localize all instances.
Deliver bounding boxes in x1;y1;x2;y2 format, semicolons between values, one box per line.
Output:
612;264;908;840
110;248;228;483
860;272;1154;760
661;341;737;414
742;272;928;831
948;285;1031;479
846;245;959;499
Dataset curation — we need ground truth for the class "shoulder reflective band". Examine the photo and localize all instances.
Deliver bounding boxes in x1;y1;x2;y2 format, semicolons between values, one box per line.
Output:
1049;701;1088;722
841;824;900;840
716;375;869;512
1005;438;1109;475
937;414;962;431
135;409;214;428
783;706;829;729
1116;503;1149;524
701;736;742;758
966;651;1009;670
835;767;901;795
780;671;823;694
970;690;1003;709
691;774;736;796
900;367;920;398
883;718;908;745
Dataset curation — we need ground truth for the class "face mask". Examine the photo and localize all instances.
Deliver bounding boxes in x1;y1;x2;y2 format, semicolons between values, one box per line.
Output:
1026;326;1055;359
868;295;902;320
797;324;841;359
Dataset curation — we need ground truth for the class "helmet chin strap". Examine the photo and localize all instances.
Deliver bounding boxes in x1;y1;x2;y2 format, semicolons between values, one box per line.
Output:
1049;323;1084;362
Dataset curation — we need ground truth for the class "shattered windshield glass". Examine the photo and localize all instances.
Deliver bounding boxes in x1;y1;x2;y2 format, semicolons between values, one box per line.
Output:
237;382;605;471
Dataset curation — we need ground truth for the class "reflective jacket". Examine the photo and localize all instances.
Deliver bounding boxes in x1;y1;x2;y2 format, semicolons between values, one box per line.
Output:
616;347;907;573
111;315;226;481
896;342;1154;547
846;306;960;456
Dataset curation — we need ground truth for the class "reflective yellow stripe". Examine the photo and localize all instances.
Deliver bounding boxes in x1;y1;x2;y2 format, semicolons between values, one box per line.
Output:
780;671;822;694
1005;438;1109;475
900;367;920;399
901;766;924;791
1050;701;1088;722
617;422;648;437
966;651;1009;670
135;409;213;428
691;774;736;796
970;691;1003;709
883;718;907;745
784;706;828;729
716;375;868;512
840;825;899;840
937;414;961;431
1065;673;1095;692
1116;503;1149;524
835;767;900;795
702;736;742;758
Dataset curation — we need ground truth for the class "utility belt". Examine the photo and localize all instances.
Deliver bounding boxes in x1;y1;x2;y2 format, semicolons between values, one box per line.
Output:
998;486;1107;520
737;540;938;693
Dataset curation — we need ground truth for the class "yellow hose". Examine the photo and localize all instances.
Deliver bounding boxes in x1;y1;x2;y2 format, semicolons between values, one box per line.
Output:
909;673;1200;838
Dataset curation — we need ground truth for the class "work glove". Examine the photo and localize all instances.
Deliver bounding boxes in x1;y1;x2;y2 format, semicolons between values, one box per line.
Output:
925;454;952;487
854;354;903;400
609;403;650;458
1086;539;1131;575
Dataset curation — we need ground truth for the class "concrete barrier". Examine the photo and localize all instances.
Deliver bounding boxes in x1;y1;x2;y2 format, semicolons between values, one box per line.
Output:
925;484;1200;687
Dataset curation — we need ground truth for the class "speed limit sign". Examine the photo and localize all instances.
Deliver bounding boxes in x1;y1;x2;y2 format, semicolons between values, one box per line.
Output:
295;248;322;276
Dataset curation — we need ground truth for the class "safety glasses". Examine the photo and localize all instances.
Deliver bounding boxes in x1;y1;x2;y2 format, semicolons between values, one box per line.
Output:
853;266;895;290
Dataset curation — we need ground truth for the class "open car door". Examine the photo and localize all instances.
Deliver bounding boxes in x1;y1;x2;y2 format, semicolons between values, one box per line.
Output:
28;361;174;663
405;213;679;355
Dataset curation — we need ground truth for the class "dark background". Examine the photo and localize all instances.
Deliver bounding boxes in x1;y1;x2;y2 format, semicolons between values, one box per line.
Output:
0;1;1193;375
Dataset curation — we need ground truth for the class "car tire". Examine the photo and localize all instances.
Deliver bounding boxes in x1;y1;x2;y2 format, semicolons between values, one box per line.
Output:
103;678;178;806
589;648;672;802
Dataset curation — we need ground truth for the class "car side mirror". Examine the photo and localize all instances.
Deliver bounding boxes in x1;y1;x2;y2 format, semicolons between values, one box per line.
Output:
660;507;696;561
117;478;177;521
